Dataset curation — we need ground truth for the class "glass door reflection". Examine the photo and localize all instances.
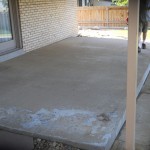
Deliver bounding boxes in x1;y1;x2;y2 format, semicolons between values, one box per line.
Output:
0;0;13;43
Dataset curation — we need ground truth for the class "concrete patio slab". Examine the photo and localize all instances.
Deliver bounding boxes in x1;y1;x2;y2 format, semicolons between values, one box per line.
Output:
0;37;150;150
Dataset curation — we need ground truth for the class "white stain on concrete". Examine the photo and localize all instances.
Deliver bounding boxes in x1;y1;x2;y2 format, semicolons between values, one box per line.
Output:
0;107;118;148
20;108;119;139
22;108;96;129
0;107;117;147
83;117;97;126
22;108;53;128
91;125;101;135
52;109;94;121
101;134;112;146
83;133;112;147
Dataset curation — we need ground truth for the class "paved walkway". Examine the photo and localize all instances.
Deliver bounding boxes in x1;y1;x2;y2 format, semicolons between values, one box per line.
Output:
0;37;150;150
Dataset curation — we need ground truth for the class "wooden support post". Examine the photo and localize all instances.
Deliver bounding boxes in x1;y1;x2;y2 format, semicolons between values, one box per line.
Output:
126;0;139;150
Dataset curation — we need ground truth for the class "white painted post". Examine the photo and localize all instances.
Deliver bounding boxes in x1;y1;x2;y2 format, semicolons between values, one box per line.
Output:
126;0;139;149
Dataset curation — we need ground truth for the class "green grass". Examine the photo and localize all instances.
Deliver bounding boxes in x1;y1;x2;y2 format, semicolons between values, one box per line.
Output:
108;29;150;39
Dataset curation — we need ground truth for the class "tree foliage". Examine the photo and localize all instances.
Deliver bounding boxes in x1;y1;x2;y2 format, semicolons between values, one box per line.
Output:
112;0;128;6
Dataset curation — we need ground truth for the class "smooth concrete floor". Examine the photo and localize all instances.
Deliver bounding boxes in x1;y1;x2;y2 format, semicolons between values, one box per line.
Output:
0;37;150;150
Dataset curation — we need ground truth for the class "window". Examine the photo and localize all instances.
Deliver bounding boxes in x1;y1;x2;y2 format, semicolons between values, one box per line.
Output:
0;0;22;55
78;0;82;6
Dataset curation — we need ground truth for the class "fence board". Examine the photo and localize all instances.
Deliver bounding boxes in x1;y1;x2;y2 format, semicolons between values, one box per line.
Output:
77;6;128;28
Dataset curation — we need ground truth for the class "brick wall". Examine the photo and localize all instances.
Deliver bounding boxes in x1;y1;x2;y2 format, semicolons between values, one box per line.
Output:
18;0;78;52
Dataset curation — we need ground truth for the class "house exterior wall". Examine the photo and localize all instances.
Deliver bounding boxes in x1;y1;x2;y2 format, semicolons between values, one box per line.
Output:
18;0;78;52
90;0;112;6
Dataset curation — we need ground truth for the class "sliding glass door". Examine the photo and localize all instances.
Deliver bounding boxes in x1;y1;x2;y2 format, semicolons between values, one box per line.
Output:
0;0;21;55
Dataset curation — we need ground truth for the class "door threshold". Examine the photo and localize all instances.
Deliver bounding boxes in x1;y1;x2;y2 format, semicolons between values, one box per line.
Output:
0;49;25;63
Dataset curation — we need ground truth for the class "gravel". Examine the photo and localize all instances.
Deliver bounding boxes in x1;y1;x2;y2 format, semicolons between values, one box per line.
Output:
33;138;83;150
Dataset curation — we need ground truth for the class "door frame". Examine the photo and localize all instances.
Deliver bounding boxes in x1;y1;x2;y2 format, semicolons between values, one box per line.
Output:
0;0;22;55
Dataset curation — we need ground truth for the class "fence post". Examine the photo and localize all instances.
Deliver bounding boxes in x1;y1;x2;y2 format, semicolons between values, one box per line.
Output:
106;7;109;28
77;6;128;28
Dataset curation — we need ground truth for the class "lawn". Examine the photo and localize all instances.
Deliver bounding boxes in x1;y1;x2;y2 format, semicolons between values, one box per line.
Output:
110;29;150;39
78;29;150;42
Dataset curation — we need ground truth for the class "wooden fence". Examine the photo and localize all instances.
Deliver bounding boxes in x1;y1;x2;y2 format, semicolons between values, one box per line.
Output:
77;6;128;28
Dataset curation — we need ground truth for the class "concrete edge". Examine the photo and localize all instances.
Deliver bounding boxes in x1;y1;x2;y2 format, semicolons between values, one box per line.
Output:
108;63;150;150
137;64;150;98
0;130;34;150
106;112;126;150
0;49;26;63
0;125;105;150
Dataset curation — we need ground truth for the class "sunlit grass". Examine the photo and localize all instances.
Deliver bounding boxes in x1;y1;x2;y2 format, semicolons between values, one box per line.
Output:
79;29;150;41
109;29;150;39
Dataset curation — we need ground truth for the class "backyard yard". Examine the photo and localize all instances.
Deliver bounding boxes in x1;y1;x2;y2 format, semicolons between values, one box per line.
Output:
78;29;150;42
